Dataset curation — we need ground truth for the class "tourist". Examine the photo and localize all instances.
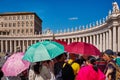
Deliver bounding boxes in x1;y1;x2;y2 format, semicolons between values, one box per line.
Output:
66;53;80;79
29;62;44;80
76;56;106;80
54;53;67;80
102;49;116;80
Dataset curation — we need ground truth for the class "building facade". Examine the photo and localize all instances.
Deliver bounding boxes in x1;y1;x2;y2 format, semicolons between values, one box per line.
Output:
0;2;120;54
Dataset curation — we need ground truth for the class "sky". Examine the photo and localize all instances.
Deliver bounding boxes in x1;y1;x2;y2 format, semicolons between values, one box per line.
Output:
0;0;120;33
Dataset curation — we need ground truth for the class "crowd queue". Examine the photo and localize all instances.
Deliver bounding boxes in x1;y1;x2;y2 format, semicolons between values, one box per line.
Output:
0;49;120;80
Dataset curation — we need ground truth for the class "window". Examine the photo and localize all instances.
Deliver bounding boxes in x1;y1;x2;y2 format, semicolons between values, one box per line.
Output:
30;15;33;19
13;30;15;34
1;22;3;27
26;29;28;33
9;16;12;20
18;30;20;33
30;29;33;33
5;23;7;27
22;16;24;20
13;23;16;27
26;15;29;19
4;17;7;20
22;29;24;33
17;16;20;20
9;23;12;27
26;21;29;27
18;22;20;27
22;21;24;27
13;16;16;20
30;21;33;26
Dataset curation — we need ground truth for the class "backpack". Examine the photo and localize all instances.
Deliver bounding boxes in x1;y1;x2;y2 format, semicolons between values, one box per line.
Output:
55;69;63;80
62;62;75;80
115;58;120;67
109;62;120;80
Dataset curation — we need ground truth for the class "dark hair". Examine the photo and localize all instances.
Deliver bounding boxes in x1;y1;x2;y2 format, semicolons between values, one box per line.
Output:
118;52;120;56
33;62;42;74
56;53;66;61
0;67;3;79
75;57;85;66
87;56;98;72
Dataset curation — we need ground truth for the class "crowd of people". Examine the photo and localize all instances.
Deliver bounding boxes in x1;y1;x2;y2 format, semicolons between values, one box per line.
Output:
0;49;120;80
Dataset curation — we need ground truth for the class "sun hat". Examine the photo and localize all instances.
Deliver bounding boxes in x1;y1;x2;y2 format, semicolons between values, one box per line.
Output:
104;49;114;55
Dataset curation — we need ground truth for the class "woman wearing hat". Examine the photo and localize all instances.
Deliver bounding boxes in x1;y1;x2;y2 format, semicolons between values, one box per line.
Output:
102;49;116;80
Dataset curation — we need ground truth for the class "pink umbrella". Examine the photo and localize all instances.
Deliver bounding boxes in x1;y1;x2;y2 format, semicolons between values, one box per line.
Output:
2;52;30;76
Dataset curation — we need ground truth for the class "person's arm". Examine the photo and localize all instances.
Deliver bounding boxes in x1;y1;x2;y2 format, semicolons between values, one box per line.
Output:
105;65;114;80
28;69;36;80
43;66;51;79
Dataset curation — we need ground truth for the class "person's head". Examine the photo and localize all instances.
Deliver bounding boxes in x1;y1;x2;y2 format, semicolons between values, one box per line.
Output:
74;57;85;66
56;53;67;62
86;56;96;65
86;56;98;72
69;53;77;60
33;62;41;74
102;49;114;62
82;54;89;60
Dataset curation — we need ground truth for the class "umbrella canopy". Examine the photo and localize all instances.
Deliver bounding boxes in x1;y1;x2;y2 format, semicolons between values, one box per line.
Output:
65;42;100;56
23;40;64;62
2;52;30;76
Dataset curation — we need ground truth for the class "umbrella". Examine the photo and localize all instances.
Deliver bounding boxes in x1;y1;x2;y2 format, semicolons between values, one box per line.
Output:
65;42;100;56
2;52;30;76
23;40;64;62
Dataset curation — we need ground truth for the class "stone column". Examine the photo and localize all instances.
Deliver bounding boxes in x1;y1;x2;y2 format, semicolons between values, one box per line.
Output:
93;35;96;46
113;27;117;52
64;39;66;42
79;37;81;42
72;38;74;42
26;40;28;49
90;36;92;44
118;26;120;52
109;29;112;50
86;36;89;43
97;34;99;49
68;38;70;44
103;33;106;51
1;40;3;52
14;40;16;52
106;32;109;49
5;40;8;52
100;34;103;52
35;40;37;43
83;37;85;42
22;40;25;52
10;40;12;52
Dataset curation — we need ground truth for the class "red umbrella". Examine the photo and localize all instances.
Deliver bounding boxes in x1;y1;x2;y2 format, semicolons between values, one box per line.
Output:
65;42;100;56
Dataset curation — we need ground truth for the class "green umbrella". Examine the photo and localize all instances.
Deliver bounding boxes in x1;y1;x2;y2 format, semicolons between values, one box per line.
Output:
23;40;64;62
